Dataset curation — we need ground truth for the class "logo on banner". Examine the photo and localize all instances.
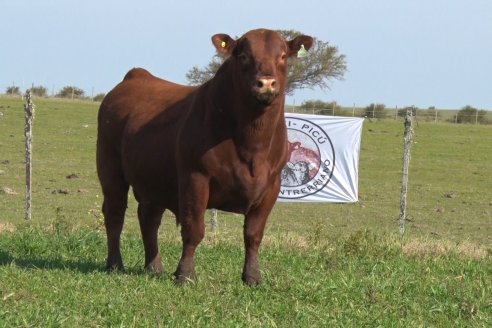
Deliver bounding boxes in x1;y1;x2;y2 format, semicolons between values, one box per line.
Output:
279;117;335;199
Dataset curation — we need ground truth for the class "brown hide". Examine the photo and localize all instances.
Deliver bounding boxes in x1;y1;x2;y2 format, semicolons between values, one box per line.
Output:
97;28;313;285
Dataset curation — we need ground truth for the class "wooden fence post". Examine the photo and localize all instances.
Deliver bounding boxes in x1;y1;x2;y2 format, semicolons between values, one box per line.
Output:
211;209;218;231
399;108;414;236
24;90;35;220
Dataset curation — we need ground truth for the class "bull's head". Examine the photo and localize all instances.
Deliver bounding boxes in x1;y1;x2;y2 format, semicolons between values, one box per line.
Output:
212;29;313;106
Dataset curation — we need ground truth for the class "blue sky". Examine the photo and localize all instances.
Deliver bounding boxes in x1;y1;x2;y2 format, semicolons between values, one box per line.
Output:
2;0;491;109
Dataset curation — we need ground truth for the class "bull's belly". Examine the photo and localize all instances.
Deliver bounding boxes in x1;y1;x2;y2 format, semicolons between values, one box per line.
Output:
123;156;179;210
124;148;277;215
130;179;266;215
130;179;178;209
207;193;251;214
206;176;272;214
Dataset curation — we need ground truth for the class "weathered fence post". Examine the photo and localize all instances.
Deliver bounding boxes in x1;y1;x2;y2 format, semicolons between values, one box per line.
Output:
24;90;35;220
211;209;218;231
399;108;414;236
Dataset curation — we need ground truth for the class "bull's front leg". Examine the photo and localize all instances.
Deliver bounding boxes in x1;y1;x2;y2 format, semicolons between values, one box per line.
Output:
174;174;209;284
242;186;279;286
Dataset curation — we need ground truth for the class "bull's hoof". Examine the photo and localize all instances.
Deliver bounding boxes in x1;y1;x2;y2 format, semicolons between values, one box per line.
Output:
242;262;262;286
174;272;197;285
145;259;164;274
106;263;125;273
174;258;196;285
106;254;125;273
242;272;262;286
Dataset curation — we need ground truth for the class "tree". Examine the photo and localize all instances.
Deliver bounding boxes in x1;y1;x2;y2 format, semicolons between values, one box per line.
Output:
185;30;347;95
185;56;223;87
56;86;85;99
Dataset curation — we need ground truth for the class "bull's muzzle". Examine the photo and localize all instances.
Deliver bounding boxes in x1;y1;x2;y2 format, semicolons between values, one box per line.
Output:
253;78;279;104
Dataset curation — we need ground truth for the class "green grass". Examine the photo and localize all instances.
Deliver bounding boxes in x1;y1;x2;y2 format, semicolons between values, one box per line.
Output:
1;228;491;327
1;95;491;326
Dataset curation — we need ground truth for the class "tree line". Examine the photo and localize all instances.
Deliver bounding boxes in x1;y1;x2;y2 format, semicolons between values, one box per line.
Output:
6;29;345;104
5;85;106;102
4;84;488;124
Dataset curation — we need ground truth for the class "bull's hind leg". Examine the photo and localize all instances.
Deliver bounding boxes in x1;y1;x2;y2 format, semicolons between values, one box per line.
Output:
98;144;129;272
101;183;129;272
137;203;165;273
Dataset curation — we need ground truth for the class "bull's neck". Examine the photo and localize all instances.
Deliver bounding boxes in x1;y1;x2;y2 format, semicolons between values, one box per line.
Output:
210;68;286;156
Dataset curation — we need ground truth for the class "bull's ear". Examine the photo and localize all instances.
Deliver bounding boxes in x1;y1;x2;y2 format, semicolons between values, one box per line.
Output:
287;35;314;57
211;34;236;58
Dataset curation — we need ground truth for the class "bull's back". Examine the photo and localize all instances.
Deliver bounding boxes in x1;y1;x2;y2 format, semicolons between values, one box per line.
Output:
98;68;193;140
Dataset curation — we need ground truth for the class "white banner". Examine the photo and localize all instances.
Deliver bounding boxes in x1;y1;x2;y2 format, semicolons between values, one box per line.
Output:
278;114;364;203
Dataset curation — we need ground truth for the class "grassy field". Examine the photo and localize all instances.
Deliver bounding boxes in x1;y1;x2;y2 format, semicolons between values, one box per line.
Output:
0;95;491;326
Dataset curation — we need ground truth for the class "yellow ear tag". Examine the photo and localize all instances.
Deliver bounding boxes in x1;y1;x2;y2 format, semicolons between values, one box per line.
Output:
221;41;226;48
297;44;308;58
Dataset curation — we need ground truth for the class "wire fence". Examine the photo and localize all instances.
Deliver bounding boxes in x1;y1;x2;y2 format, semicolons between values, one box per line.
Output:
8;94;489;244
286;105;492;125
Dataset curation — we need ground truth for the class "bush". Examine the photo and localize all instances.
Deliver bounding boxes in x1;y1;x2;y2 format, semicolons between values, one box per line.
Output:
56;86;85;99
364;103;387;119
5;86;21;95
421;107;441;122
30;85;48;97
397;106;417;118
300;99;341;115
456;105;488;124
93;93;106;102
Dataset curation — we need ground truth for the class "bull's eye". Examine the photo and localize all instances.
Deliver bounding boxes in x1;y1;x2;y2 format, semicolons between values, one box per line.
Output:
279;52;287;65
238;53;249;64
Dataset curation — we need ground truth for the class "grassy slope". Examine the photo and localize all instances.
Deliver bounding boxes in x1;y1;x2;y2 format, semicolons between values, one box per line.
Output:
0;96;491;326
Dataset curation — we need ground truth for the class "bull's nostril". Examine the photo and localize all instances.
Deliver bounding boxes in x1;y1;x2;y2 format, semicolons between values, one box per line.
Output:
271;80;276;88
256;81;264;88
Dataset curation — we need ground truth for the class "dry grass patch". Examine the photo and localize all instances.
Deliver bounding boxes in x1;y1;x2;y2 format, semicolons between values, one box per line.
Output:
0;221;16;233
262;233;311;250
403;239;489;259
